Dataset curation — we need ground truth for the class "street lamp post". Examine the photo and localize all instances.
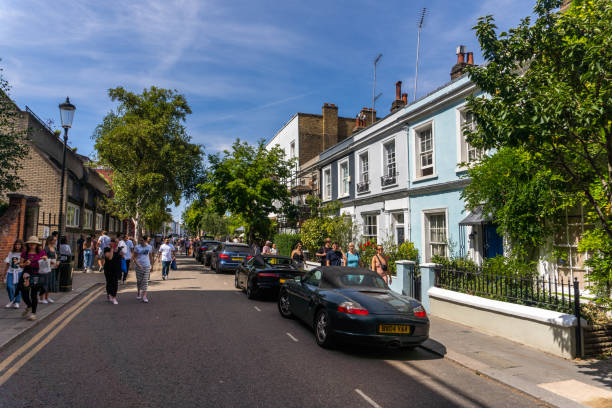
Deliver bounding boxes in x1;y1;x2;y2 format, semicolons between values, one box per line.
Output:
57;97;76;241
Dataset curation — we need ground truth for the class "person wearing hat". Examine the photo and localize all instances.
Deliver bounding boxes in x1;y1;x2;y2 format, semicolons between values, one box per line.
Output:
18;236;48;321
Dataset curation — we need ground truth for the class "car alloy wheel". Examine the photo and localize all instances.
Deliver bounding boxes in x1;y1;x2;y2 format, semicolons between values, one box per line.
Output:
315;310;333;348
246;282;257;299
278;291;293;318
234;272;240;289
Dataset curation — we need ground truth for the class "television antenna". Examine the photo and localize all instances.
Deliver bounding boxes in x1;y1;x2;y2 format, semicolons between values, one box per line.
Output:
372;53;383;124
414;7;427;101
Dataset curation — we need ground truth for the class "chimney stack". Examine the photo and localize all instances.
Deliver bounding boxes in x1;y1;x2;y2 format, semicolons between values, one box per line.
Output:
322;103;339;150
391;81;407;113
451;45;475;80
402;93;408;104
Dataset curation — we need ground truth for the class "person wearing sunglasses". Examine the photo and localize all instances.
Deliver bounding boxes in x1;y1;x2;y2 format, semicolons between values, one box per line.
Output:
371;244;390;284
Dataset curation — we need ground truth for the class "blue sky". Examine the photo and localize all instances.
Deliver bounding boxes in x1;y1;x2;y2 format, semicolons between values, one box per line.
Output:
0;0;536;220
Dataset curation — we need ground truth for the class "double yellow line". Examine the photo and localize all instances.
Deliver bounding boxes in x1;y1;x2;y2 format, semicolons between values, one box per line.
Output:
0;285;104;386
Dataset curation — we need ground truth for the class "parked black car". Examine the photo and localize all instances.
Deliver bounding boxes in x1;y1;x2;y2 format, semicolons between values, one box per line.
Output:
203;243;220;267
235;255;305;299
210;243;251;273
195;240;220;263
277;266;429;349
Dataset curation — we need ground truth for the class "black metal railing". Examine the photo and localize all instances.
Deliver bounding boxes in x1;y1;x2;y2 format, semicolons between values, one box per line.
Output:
381;172;398;187
434;265;577;315
356;181;369;193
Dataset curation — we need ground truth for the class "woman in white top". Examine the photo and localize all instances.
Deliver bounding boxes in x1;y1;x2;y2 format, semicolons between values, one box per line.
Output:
133;235;154;303
4;239;24;309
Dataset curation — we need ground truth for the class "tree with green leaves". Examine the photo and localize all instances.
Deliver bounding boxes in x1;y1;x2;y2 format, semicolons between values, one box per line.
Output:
202;139;295;243
463;0;611;303
93;86;204;240
182;199;232;239
0;63;28;196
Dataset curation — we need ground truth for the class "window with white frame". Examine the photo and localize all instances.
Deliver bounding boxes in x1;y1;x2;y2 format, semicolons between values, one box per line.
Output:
460;110;482;163
359;152;369;183
84;209;93;230
339;160;349;197
323;167;332;200
383;140;396;177
66;203;80;228
425;212;447;261
416;125;434;177
363;214;377;241
96;213;103;231
289;141;295;158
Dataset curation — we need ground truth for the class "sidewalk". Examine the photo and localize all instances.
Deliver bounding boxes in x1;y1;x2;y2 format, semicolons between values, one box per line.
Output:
0;272;103;350
421;315;612;408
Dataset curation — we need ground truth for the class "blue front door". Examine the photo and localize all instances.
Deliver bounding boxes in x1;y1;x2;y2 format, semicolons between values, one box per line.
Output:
484;224;503;258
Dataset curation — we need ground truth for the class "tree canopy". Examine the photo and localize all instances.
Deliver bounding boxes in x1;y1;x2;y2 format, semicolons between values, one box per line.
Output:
93;86;204;238
202;139;295;243
463;0;611;301
0;62;28;196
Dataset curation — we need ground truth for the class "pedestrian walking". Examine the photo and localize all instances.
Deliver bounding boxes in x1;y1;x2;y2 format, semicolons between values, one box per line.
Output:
133;236;154;303
97;231;111;272
41;235;59;303
4;239;24;309
290;242;305;269
103;241;122;305
158;237;175;280
316;238;333;267
83;236;94;273
371;244;390;284
345;243;362;267
119;234;134;283
184;238;190;256
18;236;48;321
326;242;344;266
76;234;85;270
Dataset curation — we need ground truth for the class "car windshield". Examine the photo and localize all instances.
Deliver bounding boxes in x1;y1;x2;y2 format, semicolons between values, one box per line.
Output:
322;272;387;289
224;245;250;254
260;257;293;267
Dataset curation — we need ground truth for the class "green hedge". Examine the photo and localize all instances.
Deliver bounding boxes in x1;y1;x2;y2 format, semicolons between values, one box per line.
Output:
273;233;301;257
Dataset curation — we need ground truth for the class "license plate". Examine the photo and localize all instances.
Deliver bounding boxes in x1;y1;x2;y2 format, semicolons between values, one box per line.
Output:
232;257;243;261
279;279;286;283
378;324;411;334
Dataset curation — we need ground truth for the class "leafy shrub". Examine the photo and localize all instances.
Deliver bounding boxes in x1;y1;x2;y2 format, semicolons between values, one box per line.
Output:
360;240;419;276
301;215;354;253
273;233;301;257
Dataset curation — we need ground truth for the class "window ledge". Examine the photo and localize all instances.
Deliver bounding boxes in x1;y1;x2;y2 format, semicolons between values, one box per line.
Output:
412;174;438;183
338;194;350;199
455;166;468;173
381;183;399;190
356;190;371;195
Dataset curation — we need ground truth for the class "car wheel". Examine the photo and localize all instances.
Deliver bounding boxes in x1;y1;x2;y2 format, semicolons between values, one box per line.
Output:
278;290;293;319
314;309;334;348
246;281;257;299
234;272;240;289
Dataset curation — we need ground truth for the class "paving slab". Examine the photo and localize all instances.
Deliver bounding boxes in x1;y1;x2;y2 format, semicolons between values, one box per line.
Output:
421;315;612;408
0;272;103;350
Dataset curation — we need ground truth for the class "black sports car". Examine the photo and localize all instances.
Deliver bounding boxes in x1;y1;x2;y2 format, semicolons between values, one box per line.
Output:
235;255;305;299
278;266;429;349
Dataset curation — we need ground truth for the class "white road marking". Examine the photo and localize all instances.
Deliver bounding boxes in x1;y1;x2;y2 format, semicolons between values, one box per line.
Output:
354;389;382;408
254;306;261;312
286;332;299;342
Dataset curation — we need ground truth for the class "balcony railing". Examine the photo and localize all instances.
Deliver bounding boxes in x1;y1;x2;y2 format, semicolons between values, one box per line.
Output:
356;181;370;193
381;172;398;186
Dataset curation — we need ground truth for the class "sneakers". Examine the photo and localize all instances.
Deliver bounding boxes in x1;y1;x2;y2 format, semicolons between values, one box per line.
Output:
47;298;54;304
41;299;48;304
162;275;166;280
13;302;19;309
27;313;36;321
99;266;103;272
112;298;118;305
5;302;13;308
142;297;149;303
22;307;31;317
136;295;142;300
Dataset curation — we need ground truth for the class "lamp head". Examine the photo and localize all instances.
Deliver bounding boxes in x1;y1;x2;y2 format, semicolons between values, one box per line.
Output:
59;97;76;129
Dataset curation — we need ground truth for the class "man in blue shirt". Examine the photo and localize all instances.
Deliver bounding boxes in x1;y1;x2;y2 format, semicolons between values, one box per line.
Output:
325;242;344;266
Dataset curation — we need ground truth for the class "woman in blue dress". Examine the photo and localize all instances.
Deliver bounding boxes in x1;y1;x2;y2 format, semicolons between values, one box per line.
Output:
344;242;362;268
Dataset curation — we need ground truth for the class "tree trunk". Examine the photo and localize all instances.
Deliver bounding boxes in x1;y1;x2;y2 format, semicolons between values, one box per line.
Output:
133;212;142;242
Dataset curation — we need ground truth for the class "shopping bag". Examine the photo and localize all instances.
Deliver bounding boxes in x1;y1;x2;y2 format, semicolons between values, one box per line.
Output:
121;258;127;273
171;260;177;270
38;259;52;274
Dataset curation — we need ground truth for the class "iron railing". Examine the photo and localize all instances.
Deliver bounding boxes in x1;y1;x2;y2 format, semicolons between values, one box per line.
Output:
356;181;370;193
434;265;577;314
381;172;398;187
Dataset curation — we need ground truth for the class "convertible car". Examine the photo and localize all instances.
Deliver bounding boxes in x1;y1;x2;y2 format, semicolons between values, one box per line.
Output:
278;266;429;349
235;255;305;299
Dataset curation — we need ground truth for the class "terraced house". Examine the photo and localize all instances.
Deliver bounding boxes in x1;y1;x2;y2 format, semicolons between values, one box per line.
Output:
316;50;505;264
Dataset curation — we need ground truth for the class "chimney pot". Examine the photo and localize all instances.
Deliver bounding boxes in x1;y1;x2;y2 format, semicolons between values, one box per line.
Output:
395;81;402;100
457;52;465;64
467;52;474;65
402;93;408;104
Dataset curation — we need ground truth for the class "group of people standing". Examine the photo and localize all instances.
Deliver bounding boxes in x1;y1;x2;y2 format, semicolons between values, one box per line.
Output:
2;235;71;321
315;238;391;283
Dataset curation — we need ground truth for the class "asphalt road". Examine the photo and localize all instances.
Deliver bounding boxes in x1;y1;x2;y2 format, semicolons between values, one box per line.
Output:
0;255;548;408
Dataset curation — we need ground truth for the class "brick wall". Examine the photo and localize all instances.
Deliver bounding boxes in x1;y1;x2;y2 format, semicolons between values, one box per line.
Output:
0;195;27;274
